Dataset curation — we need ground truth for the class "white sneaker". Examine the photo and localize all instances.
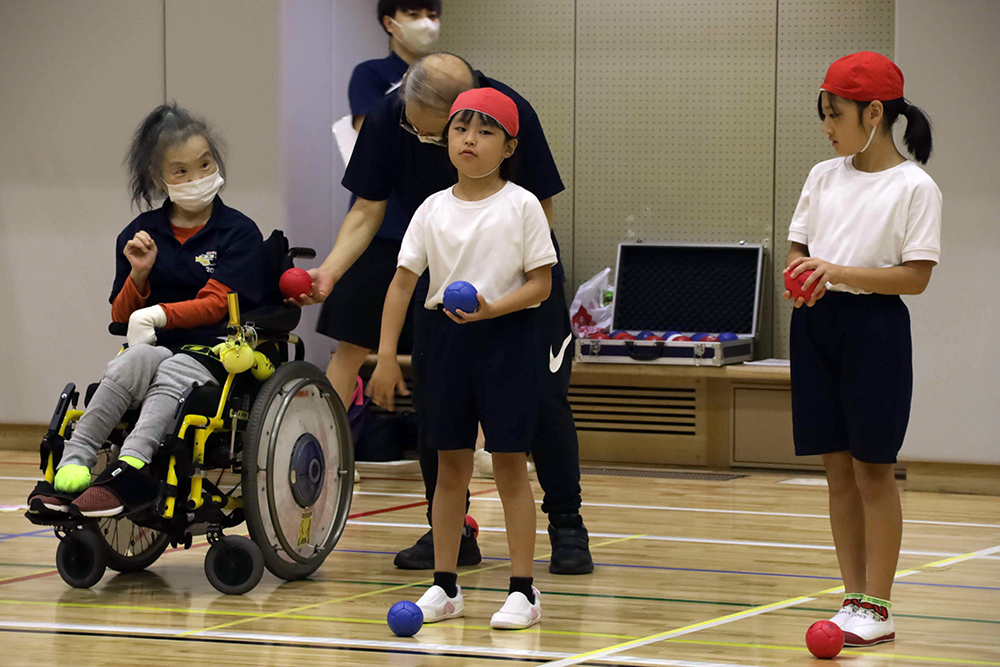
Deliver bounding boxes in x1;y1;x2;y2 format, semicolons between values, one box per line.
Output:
415;584;464;623
474;449;494;478
829;596;861;629
354;469;361;483
842;602;895;646
490;587;542;629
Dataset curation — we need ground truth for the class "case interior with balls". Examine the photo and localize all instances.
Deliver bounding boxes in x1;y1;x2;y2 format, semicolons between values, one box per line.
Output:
575;243;764;366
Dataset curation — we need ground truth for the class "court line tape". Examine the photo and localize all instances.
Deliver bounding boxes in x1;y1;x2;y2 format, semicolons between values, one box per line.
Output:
353;491;1000;530
347;519;1000;560
537;543;1000;667
0;620;777;667
180;534;646;637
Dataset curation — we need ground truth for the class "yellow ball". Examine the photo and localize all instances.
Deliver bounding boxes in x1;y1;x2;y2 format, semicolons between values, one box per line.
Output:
251;351;275;381
220;342;255;374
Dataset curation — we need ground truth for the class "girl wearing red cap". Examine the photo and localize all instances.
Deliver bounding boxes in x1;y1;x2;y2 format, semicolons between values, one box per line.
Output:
369;87;555;629
784;51;942;646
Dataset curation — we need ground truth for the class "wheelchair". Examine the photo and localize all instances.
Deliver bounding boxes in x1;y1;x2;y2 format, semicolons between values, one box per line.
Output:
25;231;354;595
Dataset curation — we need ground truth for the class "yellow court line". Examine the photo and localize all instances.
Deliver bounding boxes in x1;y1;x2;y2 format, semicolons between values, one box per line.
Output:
540;543;1000;667
180;533;646;637
0;598;259;618
671;638;1000;667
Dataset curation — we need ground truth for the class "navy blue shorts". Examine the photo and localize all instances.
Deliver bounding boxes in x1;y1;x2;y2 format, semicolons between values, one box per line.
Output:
790;292;913;464
421;307;541;453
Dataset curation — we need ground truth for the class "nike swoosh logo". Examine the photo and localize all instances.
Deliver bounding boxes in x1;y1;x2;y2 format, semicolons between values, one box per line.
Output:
549;333;574;373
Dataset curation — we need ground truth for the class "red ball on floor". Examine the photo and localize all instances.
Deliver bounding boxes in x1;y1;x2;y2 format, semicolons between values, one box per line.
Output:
806;620;844;659
465;514;479;539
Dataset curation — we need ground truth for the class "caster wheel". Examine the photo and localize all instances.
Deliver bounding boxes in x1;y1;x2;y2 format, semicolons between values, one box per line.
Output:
56;529;107;589
204;535;265;595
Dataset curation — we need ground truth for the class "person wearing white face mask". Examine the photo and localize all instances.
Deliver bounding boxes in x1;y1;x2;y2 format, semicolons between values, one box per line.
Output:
27;104;266;519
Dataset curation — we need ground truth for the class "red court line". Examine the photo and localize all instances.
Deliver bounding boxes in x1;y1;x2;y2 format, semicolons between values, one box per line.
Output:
0;486;498;587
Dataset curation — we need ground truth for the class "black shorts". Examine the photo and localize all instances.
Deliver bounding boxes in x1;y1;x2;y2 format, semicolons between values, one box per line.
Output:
790;292;913;464
315;236;414;353
421;307;541;453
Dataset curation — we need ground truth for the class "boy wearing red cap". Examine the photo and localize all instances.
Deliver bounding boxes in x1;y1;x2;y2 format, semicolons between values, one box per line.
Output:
369;88;554;629
784;51;942;646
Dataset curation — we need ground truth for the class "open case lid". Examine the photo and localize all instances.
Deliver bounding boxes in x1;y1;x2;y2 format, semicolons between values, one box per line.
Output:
611;243;764;336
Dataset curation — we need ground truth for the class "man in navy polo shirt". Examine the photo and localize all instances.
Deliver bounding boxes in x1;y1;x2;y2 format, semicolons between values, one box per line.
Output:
299;53;593;575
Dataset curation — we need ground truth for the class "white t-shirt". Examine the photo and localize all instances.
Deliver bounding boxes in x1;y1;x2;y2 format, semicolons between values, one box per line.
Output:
787;157;942;294
398;181;558;309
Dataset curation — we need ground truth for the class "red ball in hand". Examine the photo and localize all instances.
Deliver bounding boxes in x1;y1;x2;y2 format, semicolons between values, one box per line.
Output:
280;268;313;300
785;269;817;302
805;620;844;659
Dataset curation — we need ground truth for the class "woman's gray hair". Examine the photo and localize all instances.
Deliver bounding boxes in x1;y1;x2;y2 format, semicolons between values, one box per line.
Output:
398;53;476;115
126;103;228;210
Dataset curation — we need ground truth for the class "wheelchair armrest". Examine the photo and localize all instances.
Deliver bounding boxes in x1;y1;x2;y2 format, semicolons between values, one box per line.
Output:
289;247;316;260
109;322;127;337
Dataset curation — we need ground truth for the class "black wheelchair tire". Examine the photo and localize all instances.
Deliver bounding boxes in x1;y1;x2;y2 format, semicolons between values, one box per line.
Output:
242;361;354;582
56;529;107;589
94;519;170;573
204;535;264;595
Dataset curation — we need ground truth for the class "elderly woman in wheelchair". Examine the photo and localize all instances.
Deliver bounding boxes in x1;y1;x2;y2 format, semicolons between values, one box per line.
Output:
25;104;353;594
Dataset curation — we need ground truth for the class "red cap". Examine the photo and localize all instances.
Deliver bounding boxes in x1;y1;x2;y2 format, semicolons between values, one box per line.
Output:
449;88;519;137
821;51;904;102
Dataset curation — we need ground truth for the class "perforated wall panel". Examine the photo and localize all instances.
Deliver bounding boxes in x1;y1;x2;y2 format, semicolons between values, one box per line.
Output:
436;1;576;283
772;0;894;358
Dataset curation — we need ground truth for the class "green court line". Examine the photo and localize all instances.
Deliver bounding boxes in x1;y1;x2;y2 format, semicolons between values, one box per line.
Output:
319;578;1000;626
0;563;52;569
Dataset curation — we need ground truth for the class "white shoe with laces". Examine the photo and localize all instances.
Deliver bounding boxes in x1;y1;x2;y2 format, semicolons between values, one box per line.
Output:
829;596;862;629
415;584;464;623
841;601;895;646
490;587;542;629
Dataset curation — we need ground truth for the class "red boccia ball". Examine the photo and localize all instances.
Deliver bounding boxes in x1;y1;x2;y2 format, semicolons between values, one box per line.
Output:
784;269;817;302
280;268;313;300
805;620;844;659
465;514;479;539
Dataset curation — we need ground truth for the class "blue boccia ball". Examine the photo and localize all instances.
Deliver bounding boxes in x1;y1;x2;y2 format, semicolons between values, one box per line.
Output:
387;600;423;637
662;331;680;339
718;332;739;341
637;331;655;340
443;280;479;314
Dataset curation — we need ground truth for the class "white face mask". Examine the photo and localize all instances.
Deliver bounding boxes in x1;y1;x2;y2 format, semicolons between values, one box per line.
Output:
166;170;224;213
390;17;441;54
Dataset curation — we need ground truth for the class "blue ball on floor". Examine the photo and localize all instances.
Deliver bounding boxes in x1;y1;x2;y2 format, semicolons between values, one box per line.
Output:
387;600;423;637
718;332;739;341
443;281;479;314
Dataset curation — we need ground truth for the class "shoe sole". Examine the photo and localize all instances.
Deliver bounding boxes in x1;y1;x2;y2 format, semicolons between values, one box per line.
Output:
78;506;124;518
549;561;594;575
843;632;895;647
419;609;465;623
491;615;541;630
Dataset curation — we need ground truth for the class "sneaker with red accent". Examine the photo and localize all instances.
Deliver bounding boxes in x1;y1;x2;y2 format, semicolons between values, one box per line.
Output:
415;584;464;623
70;460;158;518
829;595;862;629
490;587;542;630
841;600;895;646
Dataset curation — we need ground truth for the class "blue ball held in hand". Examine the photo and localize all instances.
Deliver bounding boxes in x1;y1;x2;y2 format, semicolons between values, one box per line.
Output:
443;280;479;315
387;600;423;637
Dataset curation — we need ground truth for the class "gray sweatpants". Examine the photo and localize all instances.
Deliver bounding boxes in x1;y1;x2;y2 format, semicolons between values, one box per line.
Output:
59;344;218;469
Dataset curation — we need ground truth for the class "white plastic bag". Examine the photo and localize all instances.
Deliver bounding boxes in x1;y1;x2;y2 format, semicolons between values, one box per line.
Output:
570;268;614;337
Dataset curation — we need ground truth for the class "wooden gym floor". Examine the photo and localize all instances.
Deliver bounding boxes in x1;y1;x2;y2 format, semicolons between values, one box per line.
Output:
1;451;998;667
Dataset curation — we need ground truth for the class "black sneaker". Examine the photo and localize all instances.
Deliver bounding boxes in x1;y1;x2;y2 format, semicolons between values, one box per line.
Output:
393;523;483;570
548;513;594;575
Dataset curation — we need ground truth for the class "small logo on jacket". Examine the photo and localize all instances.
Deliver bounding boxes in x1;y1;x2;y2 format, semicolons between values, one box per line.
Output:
195;251;217;273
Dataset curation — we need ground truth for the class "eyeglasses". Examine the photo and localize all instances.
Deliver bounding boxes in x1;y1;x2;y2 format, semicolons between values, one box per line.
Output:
400;108;447;147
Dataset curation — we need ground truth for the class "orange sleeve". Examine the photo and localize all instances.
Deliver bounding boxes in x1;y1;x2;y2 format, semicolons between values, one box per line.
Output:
111;276;151;323
160;279;232;330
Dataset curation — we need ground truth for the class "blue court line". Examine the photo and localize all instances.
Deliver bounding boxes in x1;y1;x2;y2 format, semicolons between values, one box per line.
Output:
336;548;1000;592
0;529;52;543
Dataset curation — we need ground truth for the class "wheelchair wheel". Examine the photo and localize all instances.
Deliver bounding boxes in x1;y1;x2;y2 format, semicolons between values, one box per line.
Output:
56;529;107;589
242;361;354;581
92;447;169;573
204;535;264;595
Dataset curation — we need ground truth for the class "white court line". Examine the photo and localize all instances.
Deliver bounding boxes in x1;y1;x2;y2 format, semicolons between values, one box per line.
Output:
927;544;1000;567
0;619;770;667
0;477;39;481
346;519;1000;560
353;490;1000;529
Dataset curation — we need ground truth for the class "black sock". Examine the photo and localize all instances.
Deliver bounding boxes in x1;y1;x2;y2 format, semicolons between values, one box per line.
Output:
509;576;535;603
434;571;458;598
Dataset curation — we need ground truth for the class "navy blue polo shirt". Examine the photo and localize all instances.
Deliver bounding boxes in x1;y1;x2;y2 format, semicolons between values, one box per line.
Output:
343;72;566;263
111;197;265;346
349;52;408;117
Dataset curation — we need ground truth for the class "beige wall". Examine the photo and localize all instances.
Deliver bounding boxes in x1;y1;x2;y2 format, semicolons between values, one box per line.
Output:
896;0;1000;464
0;0;285;423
